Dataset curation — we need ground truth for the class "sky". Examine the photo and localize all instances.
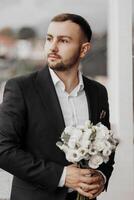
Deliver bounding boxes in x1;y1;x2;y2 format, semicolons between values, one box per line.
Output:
0;0;133;34
0;0;108;33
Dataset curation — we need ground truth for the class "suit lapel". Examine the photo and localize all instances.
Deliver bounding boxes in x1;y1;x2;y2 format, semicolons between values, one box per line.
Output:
34;67;98;133
34;66;65;135
83;76;98;124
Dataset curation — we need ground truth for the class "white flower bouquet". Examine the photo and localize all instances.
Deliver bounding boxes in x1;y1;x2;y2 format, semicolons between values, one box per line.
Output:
56;120;119;200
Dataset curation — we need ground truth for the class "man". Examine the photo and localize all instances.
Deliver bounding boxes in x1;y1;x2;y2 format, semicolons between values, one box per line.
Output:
0;13;114;200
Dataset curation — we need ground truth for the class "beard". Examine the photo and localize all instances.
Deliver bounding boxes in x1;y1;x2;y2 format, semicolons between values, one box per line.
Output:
47;48;81;72
48;61;70;71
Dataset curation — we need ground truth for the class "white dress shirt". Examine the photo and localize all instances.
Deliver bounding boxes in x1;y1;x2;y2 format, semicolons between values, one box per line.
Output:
49;68;106;188
49;68;89;187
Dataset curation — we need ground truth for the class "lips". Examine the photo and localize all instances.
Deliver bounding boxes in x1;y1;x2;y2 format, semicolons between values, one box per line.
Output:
48;54;61;59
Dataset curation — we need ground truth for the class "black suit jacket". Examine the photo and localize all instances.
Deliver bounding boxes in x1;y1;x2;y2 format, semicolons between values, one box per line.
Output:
0;66;114;200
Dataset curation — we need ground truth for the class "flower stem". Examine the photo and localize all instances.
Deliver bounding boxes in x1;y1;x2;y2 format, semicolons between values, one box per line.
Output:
76;193;87;200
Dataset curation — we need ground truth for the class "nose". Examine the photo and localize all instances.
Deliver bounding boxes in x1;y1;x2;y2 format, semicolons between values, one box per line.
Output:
50;39;58;52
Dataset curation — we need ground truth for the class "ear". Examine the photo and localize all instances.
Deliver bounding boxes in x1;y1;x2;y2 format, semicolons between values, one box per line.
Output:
80;42;91;58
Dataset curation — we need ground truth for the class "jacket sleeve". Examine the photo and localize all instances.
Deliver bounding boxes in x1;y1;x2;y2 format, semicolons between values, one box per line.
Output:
0;79;64;192
97;85;115;190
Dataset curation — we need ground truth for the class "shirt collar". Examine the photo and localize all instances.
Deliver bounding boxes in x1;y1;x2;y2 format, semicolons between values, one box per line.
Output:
49;67;84;95
49;67;61;86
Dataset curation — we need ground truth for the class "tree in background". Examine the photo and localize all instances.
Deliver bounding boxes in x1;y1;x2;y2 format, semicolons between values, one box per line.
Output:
0;27;15;38
17;27;37;40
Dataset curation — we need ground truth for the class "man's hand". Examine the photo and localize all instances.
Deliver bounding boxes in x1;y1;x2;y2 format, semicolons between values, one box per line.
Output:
65;165;105;199
85;170;105;199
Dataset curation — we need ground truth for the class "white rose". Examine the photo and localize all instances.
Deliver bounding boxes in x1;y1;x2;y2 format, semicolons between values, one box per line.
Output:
88;145;98;155
102;148;112;156
95;125;110;140
80;131;91;148
109;137;119;148
77;125;85;130
71;128;83;140
64;126;75;135
60;144;68;153
78;147;88;157
66;149;82;163
68;128;83;149
93;140;105;151
56;142;68;152
103;156;109;163
81;140;91;149
84;153;90;160
68;137;76;149
88;155;103;169
104;140;112;149
84;129;92;137
84;120;92;129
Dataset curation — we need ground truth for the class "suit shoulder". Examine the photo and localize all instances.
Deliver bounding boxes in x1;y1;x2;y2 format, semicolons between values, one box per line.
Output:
6;70;38;88
83;75;107;92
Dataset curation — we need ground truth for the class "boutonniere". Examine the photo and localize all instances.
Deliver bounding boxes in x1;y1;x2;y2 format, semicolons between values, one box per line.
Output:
99;110;106;119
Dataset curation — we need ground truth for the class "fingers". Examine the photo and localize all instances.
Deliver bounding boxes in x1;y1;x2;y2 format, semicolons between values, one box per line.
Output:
65;164;104;194
80;168;92;176
79;182;100;192
88;183;105;199
76;181;104;199
78;185;104;199
90;189;103;199
76;187;94;199
90;189;99;195
92;170;105;183
80;175;101;184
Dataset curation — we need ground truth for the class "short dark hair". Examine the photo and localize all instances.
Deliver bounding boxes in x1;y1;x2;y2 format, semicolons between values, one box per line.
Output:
51;13;92;42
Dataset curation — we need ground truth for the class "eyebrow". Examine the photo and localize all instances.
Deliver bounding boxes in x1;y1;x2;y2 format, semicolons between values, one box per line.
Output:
46;34;72;40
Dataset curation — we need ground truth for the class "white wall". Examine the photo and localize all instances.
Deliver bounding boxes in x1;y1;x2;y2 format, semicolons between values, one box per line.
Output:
99;0;134;199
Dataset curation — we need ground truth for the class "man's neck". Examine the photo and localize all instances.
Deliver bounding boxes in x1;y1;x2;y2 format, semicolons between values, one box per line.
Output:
53;68;79;94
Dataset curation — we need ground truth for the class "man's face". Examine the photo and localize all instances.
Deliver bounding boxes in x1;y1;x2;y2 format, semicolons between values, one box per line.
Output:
44;20;86;71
